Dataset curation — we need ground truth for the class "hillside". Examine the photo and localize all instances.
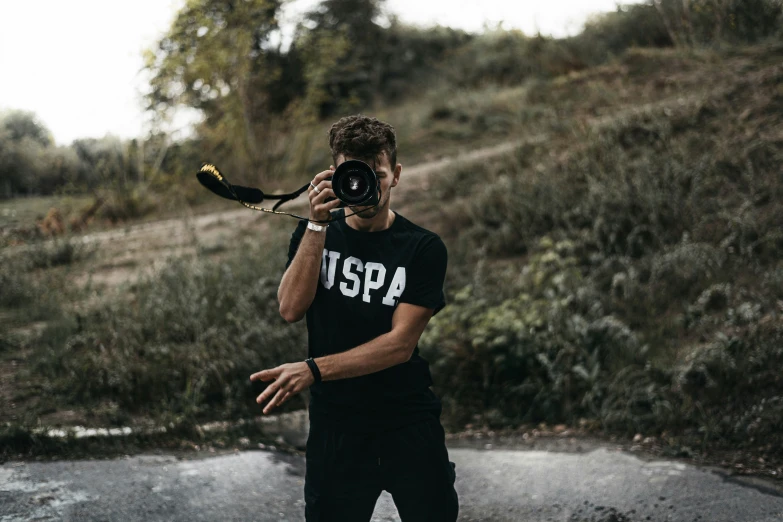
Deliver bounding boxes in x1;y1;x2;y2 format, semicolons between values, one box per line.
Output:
1;41;782;479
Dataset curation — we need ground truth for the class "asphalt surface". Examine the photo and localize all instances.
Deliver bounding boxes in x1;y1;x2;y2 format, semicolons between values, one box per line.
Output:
2;446;783;522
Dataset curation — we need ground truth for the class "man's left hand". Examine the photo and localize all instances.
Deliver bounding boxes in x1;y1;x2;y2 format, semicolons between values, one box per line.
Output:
249;362;315;414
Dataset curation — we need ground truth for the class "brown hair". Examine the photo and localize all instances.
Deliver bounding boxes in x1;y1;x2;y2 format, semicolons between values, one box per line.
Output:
328;115;397;168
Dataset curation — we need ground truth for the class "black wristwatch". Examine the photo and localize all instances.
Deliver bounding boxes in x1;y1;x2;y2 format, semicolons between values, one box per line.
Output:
305;357;322;384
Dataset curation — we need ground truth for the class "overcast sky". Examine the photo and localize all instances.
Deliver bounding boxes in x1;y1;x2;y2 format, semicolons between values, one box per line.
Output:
0;0;623;145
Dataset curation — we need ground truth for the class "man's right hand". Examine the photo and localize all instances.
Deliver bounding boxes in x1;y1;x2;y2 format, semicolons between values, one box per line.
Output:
309;166;342;223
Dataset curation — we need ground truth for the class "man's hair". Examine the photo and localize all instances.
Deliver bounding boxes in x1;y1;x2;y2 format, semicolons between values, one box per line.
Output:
328;115;397;168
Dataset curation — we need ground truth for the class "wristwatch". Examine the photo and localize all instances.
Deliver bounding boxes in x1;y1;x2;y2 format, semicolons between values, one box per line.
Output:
307;221;328;232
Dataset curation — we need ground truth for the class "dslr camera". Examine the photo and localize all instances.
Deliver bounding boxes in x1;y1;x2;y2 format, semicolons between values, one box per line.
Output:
327;159;380;206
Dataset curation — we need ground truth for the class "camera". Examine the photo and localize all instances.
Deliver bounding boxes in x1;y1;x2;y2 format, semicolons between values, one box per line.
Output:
327;159;380;206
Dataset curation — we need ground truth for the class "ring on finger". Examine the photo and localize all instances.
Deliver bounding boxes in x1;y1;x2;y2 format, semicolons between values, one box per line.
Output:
310;182;321;194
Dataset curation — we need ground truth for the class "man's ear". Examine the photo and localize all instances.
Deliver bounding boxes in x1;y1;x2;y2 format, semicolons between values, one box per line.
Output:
391;163;402;187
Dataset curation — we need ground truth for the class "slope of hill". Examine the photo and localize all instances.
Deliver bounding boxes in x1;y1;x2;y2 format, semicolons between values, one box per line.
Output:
2;42;782;478
416;42;783;472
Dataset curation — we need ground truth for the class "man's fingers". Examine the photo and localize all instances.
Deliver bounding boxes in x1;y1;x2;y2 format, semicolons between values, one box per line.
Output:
323;198;342;211
309;181;333;201
309;170;333;191
249;370;267;382
255;384;273;405
249;368;279;382
263;387;287;414
255;372;292;402
311;187;336;205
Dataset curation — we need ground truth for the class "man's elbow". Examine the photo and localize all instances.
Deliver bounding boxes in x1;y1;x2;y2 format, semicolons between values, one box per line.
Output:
278;284;303;323
278;302;304;323
397;338;418;363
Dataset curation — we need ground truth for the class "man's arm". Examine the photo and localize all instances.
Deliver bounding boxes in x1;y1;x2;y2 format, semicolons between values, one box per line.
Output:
250;302;435;414
315;302;435;380
278;227;325;323
277;168;340;323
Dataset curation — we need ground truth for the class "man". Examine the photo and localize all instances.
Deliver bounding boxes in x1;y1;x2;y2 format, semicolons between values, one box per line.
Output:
249;115;459;521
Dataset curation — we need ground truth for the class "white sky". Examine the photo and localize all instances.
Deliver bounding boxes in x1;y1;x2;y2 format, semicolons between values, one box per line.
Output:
0;0;623;145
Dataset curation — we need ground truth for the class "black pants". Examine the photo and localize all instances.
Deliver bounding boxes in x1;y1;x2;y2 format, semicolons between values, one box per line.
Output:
304;414;459;521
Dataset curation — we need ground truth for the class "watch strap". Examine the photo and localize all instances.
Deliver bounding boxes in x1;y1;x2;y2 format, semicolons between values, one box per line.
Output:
305;358;322;383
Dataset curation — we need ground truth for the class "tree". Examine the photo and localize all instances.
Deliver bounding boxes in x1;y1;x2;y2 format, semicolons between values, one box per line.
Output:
0;111;84;197
0;110;53;147
144;0;286;183
291;0;387;119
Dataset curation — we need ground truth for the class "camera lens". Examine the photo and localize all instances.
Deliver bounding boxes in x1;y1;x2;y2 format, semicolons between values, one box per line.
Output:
333;160;378;205
343;174;369;200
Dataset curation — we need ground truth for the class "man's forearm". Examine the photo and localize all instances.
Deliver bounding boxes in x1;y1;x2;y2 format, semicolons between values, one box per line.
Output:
314;331;412;381
278;228;326;322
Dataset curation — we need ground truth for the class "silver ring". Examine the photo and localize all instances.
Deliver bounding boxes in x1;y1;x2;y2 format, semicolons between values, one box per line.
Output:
311;182;321;194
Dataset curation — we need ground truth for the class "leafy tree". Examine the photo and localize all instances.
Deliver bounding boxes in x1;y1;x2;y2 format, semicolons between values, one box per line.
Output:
72;136;137;188
1;110;53;146
144;0;286;183
291;0;386;119
0;111;81;197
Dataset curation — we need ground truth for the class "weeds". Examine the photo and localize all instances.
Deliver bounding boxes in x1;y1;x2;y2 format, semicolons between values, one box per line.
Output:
26;234;305;426
423;44;783;453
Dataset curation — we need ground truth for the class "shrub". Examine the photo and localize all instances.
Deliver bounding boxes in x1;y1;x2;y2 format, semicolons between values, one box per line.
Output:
30;236;305;425
421;247;646;428
98;185;159;223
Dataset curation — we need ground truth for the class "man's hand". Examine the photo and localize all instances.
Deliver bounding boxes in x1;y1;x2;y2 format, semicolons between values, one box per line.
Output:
249;362;315;415
309;166;341;223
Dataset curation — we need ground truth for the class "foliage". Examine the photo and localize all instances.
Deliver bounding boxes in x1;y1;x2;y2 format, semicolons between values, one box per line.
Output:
28;237;306;425
651;0;783;46
4;1;783;458
573;3;673;64
420;246;650;428
0;111;81;198
291;0;385;119
144;0;289;183
423;43;783;450
0;112;183;208
0;237;90;322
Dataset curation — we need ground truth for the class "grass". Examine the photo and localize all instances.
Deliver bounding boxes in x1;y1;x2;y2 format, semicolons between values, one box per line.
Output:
3;227;306;431
2;41;783;461
418;42;783;455
0;194;93;228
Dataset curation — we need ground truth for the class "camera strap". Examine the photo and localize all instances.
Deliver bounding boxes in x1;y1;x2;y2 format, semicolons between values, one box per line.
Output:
196;163;380;224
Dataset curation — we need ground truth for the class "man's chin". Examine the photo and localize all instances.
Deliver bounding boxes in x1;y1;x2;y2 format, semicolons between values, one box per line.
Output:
349;205;377;218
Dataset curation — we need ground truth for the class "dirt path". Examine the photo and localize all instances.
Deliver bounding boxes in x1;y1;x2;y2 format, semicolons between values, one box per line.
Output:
57;137;541;290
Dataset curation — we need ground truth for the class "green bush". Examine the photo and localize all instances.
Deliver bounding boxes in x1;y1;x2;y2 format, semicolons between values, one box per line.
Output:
422;247;648;428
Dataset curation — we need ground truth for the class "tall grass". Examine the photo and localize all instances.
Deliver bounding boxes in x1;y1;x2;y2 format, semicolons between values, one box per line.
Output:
422;44;783;452
26;232;306;428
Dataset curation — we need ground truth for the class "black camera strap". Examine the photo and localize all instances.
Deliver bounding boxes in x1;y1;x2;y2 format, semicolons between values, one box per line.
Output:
196;163;380;224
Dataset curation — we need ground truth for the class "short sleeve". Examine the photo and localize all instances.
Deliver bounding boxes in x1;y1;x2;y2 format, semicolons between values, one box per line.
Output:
285;219;308;270
399;236;448;316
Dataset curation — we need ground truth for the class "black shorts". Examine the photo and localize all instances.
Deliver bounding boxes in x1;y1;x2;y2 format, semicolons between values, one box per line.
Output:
304;413;459;522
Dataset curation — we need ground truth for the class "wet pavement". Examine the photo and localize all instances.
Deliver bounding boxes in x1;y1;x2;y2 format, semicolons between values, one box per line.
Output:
2;445;783;521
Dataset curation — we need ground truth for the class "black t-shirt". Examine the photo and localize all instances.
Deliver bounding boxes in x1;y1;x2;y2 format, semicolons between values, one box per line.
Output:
285;208;447;433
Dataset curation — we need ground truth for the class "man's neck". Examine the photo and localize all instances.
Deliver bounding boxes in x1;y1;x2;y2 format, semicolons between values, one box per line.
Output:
345;207;396;232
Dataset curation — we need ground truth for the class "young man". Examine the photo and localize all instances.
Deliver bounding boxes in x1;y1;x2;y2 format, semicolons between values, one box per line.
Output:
249;115;459;521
